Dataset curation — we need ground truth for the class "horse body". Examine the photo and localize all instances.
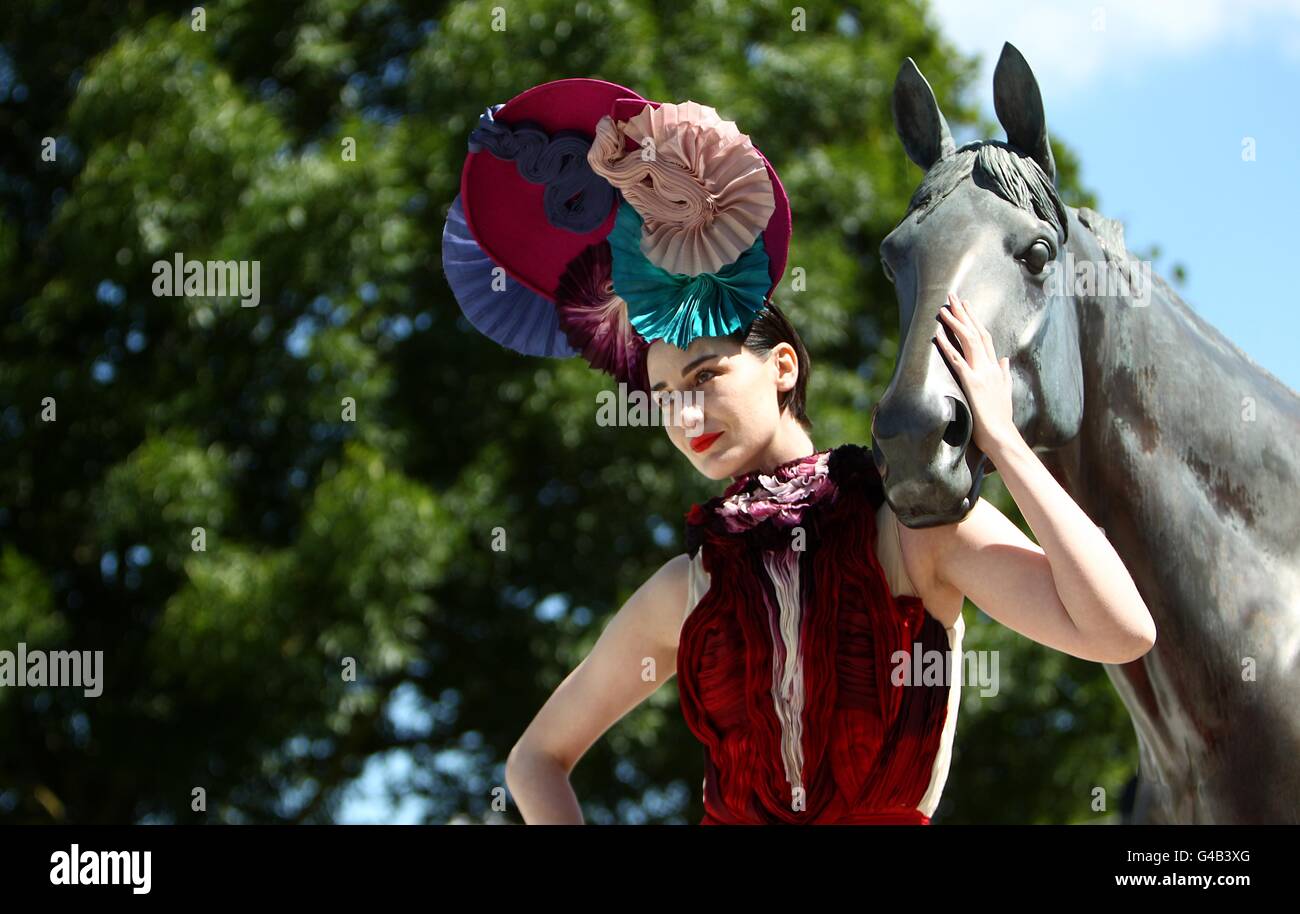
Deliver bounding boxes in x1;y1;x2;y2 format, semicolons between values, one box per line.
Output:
1048;206;1300;822
878;42;1300;822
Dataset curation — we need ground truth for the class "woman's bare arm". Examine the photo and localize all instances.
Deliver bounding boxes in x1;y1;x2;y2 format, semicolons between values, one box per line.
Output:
924;294;1156;662
504;553;690;824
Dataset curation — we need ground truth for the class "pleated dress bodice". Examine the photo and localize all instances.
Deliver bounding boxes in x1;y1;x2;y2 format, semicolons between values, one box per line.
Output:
677;444;964;825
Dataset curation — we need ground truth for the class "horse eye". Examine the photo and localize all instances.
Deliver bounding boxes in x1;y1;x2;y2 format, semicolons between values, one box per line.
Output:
1019;240;1053;274
880;256;896;283
1008;239;1050;275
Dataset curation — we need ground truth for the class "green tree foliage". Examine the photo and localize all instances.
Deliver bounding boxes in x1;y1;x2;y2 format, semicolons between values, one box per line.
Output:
0;0;1134;823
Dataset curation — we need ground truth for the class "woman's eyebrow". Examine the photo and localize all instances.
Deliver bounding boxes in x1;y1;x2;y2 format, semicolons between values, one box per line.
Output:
651;352;718;391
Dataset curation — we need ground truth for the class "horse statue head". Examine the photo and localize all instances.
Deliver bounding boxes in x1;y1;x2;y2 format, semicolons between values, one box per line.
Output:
876;42;1300;823
873;42;1083;527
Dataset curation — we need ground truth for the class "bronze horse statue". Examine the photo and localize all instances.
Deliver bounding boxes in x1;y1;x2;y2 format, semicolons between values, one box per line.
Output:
872;41;1300;823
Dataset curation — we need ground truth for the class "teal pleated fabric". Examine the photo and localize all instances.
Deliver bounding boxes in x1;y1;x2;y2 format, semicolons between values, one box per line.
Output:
608;200;771;349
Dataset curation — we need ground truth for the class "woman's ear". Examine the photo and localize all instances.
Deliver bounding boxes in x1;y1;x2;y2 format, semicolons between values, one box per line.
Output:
772;342;799;393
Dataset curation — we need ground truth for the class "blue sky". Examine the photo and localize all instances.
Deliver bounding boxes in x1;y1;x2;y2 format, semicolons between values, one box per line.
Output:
929;0;1300;391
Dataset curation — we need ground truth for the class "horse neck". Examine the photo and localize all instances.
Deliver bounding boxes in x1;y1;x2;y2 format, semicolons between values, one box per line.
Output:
1045;207;1300;548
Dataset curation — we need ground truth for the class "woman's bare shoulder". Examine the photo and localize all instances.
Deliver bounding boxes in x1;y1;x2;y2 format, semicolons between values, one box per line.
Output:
879;500;965;629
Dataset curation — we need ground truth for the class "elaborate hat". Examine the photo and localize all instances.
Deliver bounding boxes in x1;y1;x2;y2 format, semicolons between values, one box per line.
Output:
441;77;792;394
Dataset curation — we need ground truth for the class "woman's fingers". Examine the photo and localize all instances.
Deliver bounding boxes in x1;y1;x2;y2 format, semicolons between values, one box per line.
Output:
965;298;998;362
933;319;966;374
949;294;997;365
940;294;981;367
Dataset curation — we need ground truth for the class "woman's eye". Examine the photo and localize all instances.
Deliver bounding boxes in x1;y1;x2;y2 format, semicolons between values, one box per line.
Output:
693;369;716;386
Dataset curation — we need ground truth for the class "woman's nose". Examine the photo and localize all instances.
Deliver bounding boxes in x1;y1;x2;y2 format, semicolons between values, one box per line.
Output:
679;403;704;430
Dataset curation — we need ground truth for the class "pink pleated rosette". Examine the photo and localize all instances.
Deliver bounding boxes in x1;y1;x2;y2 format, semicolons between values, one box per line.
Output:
586;101;776;277
715;449;835;533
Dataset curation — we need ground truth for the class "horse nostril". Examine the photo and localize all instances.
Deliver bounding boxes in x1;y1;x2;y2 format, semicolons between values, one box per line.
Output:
942;396;971;448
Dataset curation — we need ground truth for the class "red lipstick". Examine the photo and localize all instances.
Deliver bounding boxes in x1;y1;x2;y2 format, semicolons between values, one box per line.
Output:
690;431;724;454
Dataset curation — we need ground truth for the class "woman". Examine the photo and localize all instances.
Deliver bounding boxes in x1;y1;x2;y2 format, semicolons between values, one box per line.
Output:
444;79;1156;824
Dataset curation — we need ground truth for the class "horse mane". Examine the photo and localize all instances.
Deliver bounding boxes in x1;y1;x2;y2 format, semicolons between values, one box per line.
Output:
906;141;1068;244
1073;205;1186;308
1076;206;1126;258
1071;206;1291;402
905;143;1172;307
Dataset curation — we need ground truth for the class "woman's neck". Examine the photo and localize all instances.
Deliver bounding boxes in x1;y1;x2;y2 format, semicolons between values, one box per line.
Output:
733;422;816;479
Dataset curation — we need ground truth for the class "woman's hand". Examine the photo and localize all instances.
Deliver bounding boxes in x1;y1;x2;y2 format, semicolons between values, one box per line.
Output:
932;291;1019;458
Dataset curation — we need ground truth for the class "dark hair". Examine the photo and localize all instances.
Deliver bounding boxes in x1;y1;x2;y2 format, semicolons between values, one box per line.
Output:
729;299;813;431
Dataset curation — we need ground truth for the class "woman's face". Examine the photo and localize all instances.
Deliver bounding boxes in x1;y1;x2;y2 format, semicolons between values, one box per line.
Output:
645;335;798;480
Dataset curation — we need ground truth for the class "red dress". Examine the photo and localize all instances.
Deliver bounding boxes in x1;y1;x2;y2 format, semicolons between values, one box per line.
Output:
678;444;962;825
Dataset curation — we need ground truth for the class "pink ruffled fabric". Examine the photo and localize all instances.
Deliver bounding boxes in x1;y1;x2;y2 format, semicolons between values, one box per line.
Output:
715;449;835;533
554;242;650;393
587;101;775;277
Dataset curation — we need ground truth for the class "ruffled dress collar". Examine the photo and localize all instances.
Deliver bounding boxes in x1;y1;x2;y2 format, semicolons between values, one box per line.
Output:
685;443;882;555
716;448;836;533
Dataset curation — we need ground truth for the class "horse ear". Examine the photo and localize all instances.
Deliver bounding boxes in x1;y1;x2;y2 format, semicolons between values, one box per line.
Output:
993;42;1056;184
891;57;956;171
